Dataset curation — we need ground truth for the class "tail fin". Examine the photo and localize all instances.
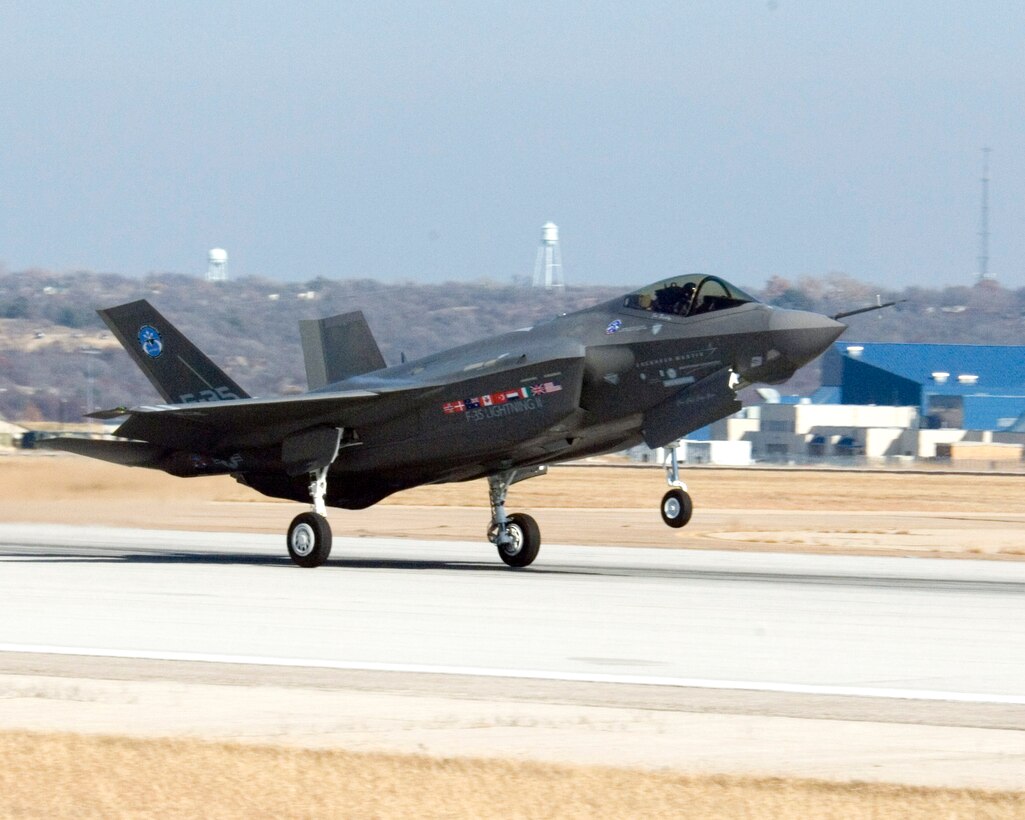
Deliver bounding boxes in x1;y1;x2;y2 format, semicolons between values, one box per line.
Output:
299;311;387;390
99;300;250;404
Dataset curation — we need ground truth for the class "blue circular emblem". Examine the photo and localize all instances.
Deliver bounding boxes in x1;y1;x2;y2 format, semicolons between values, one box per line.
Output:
138;325;163;358
605;319;623;335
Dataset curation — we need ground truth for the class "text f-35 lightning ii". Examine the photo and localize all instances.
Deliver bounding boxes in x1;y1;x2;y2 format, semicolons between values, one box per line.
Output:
43;274;847;568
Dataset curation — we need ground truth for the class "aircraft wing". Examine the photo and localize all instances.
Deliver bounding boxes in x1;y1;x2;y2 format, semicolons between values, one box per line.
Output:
103;387;414;450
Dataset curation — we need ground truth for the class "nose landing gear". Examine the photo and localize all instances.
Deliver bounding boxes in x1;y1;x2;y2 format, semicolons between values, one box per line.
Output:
660;441;693;529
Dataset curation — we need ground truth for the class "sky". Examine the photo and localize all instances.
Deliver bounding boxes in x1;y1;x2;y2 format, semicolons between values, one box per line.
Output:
1;1;1023;289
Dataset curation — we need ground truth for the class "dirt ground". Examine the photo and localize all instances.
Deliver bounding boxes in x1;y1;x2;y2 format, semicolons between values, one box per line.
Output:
3;452;1024;558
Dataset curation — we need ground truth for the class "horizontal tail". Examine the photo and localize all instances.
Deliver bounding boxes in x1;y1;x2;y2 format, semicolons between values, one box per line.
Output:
36;436;166;467
98;300;250;404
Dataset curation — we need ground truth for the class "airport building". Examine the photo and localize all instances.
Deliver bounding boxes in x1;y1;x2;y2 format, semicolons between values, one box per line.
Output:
0;418;27;449
696;342;1025;466
816;342;1025;432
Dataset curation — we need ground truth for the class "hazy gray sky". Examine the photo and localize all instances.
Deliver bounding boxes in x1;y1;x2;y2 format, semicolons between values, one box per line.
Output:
1;1;1023;288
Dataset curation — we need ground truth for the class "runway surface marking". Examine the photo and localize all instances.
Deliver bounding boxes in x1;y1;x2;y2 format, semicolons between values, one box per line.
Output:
3;643;1025;706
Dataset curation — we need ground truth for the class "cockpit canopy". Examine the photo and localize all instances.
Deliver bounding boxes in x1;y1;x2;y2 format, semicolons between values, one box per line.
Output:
623;274;759;318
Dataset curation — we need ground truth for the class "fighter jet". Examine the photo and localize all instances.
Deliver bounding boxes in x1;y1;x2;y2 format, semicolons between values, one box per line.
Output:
43;274;846;568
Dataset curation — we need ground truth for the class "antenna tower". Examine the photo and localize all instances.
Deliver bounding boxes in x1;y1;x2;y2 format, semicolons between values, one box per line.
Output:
532;222;564;289
977;148;994;281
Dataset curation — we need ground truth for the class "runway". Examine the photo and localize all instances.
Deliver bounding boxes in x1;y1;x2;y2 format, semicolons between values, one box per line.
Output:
2;523;1025;786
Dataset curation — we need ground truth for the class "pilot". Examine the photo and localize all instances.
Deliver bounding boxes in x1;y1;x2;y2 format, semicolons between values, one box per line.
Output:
652;286;679;313
675;283;696;316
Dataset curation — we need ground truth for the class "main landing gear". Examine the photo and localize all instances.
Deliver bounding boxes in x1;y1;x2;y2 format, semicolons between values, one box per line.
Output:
660;441;693;529
487;468;544;568
287;464;333;567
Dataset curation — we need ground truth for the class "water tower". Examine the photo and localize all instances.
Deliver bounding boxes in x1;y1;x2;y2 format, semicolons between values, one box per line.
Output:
532;222;564;289
207;248;228;282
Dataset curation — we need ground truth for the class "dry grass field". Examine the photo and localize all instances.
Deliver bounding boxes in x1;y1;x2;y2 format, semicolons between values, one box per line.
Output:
6;452;1025;513
2;732;1023;820
3;452;1023;556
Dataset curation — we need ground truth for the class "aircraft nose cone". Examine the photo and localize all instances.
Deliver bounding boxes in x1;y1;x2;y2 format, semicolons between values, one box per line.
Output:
769;309;846;368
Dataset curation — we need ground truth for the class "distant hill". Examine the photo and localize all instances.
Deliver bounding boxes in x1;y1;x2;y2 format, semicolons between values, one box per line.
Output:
0;271;621;422
1;269;1022;422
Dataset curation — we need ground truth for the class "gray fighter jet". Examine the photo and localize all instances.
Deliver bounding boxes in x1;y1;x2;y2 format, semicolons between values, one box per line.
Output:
43;274;846;568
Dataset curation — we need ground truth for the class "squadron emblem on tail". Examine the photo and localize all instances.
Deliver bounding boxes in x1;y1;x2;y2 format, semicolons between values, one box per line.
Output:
138;325;163;358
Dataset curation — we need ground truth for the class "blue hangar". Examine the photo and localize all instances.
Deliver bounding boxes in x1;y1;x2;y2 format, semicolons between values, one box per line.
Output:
816;342;1025;432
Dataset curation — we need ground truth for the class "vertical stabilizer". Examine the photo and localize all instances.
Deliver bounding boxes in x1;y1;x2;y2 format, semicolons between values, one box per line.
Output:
300;311;387;390
98;300;249;404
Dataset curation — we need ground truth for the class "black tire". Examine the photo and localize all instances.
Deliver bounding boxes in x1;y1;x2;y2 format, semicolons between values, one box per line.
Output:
660;488;693;528
287;512;332;568
496;512;541;568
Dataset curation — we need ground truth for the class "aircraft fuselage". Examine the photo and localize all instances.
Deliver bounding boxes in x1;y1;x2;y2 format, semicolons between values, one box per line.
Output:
240;293;842;509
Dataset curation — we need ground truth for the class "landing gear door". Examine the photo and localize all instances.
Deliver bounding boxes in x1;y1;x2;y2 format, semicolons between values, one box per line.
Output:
282;426;343;476
641;368;740;449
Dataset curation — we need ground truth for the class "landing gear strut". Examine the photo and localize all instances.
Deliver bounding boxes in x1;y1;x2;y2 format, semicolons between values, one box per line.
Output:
284;427;344;568
487;468;543;568
660;441;693;529
287;465;333;567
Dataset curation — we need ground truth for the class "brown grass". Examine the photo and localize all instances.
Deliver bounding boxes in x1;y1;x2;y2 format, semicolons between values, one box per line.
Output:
390;464;1025;513
3;453;1024;554
3;453;1024;513
1;732;1022;819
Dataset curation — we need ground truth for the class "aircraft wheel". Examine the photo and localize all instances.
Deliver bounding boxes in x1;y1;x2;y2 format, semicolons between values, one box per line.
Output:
660;488;693;529
496;512;541;568
287;512;333;568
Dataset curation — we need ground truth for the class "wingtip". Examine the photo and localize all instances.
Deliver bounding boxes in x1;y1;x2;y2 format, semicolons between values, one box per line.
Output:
85;407;129;420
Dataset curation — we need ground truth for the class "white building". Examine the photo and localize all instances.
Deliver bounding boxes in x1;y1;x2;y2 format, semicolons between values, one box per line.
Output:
709;402;1025;462
626;439;752;467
